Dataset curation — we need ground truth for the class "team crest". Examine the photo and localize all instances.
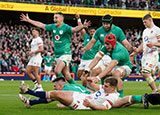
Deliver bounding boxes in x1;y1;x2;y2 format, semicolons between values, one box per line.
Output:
53;30;56;33
100;34;104;37
55;35;60;40
59;30;63;34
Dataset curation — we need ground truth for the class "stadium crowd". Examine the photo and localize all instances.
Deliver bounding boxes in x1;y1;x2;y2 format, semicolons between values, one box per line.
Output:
2;0;160;10
0;22;142;74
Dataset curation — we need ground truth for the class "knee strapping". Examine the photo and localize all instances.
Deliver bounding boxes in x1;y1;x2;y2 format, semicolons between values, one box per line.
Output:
128;96;132;104
46;91;51;99
145;76;154;84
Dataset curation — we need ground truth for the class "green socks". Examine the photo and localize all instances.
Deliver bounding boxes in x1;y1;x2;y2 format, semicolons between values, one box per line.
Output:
132;95;143;103
117;90;124;98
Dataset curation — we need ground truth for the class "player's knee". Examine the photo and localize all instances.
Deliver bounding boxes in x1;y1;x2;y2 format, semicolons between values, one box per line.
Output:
112;71;121;78
54;69;61;75
145;76;154;84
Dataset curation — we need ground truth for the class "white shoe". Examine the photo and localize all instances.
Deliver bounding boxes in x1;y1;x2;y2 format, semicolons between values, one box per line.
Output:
32;84;43;91
18;94;31;108
20;81;28;94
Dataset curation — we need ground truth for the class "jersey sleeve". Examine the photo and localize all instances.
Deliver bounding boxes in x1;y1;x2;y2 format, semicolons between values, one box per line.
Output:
51;57;55;61
65;24;72;34
93;29;99;41
156;27;160;42
37;37;43;47
45;24;53;31
102;93;119;110
117;27;126;42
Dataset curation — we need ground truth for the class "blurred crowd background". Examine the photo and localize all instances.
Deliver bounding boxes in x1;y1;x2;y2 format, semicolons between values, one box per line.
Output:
0;22;142;74
1;0;158;74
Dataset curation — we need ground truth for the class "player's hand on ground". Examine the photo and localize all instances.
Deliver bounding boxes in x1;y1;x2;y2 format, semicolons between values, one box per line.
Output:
20;13;30;22
75;14;80;19
83;19;91;29
147;42;153;48
83;98;90;107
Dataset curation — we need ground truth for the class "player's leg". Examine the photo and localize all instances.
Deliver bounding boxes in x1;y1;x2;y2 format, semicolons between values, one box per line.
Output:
62;65;76;84
112;66;131;98
19;81;73;106
77;69;84;79
141;55;158;92
32;66;43;91
54;60;65;77
25;65;35;80
77;59;85;79
19;94;52;108
25;65;39;88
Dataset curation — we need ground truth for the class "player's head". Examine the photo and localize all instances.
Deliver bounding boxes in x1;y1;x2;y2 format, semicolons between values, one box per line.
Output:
52;77;66;90
142;14;153;28
32;28;40;38
103;77;118;93
54;12;64;27
104;34;117;51
102;14;113;31
88;27;96;37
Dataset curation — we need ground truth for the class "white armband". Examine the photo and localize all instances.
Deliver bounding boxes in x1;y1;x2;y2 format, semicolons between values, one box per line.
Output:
78;18;81;23
95;51;104;58
96;76;101;81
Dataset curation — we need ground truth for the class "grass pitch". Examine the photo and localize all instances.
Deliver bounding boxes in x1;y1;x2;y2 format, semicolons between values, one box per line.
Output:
0;80;160;115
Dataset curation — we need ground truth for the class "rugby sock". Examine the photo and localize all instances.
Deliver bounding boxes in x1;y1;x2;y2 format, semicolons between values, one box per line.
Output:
30;98;50;106
32;79;38;85
68;78;76;84
117;90;124;98
132;95;143;103
26;89;46;98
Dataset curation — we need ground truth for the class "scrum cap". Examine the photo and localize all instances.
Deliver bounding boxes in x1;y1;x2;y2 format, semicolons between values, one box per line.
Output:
104;34;117;48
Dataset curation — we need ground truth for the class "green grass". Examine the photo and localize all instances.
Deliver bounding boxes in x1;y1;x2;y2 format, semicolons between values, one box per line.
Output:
0;80;160;115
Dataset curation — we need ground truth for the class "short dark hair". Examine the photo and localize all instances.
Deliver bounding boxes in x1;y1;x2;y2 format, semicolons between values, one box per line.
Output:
33;28;40;33
104;77;118;87
142;14;152;20
88;27;96;31
52;77;65;82
55;12;64;17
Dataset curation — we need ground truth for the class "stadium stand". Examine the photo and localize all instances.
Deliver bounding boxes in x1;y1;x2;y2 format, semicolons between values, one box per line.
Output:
1;0;160;10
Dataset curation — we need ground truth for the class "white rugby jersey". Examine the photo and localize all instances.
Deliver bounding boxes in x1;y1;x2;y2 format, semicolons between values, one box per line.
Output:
142;25;160;56
31;37;43;57
86;85;119;110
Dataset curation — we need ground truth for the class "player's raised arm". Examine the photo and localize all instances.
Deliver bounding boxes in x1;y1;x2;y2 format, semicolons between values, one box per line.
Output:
71;19;91;33
20;13;46;30
75;14;86;37
81;38;97;54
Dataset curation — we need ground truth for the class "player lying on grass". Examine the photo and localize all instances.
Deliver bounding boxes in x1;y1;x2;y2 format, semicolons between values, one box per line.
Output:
19;77;120;110
19;76;154;110
19;77;92;108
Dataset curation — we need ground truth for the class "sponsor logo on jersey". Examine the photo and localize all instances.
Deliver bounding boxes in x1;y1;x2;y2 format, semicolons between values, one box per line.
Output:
59;30;63;34
53;30;56;33
55;35;60;40
100;34;104;37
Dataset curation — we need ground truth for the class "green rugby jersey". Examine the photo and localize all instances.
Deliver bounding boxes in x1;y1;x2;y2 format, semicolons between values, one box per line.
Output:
43;56;55;67
93;24;126;45
101;42;132;69
45;23;72;58
82;33;101;60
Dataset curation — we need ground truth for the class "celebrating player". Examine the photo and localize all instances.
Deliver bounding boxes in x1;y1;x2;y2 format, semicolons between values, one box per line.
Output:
20;12;90;83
